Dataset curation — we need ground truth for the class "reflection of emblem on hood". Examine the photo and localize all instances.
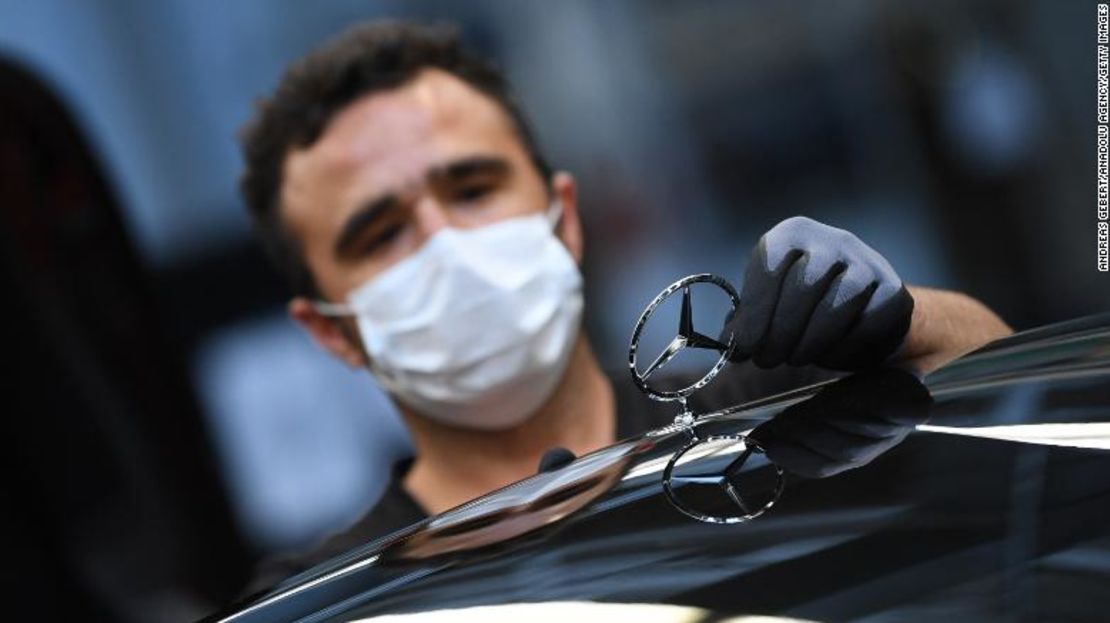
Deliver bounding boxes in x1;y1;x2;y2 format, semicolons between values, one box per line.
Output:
630;274;783;524
663;435;783;524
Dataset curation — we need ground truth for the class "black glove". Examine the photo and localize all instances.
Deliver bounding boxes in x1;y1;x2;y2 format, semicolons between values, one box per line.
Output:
722;216;914;371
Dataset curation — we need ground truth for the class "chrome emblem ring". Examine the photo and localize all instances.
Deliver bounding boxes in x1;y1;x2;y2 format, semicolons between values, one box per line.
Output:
628;273;740;402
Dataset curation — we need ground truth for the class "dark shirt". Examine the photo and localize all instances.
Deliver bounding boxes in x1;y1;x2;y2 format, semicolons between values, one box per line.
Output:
249;361;839;591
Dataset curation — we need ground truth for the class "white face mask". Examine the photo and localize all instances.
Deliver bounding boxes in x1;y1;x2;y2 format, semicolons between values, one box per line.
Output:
316;202;584;430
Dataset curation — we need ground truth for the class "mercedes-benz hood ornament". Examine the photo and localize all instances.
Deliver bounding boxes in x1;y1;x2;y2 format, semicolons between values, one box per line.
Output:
629;273;784;524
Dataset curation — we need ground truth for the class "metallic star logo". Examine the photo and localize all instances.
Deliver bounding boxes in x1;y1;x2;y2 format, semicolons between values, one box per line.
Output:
640;284;731;379
629;273;784;524
629;273;740;403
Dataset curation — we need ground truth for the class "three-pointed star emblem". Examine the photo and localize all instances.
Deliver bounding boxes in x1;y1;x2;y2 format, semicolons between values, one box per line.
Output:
641;284;731;380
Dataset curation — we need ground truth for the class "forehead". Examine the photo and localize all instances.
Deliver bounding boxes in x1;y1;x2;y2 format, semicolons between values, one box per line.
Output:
280;68;524;235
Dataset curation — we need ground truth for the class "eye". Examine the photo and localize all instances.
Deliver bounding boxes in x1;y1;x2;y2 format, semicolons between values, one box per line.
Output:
454;183;493;203
357;222;404;256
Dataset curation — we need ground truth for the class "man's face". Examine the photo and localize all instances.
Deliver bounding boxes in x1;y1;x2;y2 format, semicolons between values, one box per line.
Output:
280;68;580;366
282;68;551;301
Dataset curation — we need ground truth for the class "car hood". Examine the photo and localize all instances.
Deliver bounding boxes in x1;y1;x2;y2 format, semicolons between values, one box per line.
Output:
210;313;1110;623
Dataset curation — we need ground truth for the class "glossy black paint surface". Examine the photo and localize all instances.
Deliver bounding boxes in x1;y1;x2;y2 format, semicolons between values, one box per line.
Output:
210;314;1110;622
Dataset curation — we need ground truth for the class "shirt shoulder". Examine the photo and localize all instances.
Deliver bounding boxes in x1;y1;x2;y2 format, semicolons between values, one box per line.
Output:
246;459;424;592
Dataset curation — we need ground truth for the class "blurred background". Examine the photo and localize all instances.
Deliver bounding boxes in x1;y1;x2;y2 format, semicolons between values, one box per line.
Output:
1;0;1106;620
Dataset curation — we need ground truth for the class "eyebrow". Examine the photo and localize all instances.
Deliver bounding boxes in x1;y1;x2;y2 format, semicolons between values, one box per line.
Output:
332;155;511;259
428;155;509;184
333;193;400;259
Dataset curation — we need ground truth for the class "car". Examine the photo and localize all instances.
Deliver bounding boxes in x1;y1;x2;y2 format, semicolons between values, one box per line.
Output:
207;312;1110;622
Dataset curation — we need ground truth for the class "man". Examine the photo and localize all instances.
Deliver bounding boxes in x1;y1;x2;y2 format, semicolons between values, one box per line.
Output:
238;21;1010;577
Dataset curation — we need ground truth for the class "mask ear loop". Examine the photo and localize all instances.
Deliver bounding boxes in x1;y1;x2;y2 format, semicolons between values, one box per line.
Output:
311;298;377;371
311;300;354;317
546;198;564;230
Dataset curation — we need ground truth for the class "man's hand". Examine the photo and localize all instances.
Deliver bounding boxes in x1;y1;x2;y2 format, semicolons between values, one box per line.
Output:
722;216;914;371
722;216;1012;375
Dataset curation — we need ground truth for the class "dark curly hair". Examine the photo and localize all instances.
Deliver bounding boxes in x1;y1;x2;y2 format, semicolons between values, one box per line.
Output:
238;20;552;296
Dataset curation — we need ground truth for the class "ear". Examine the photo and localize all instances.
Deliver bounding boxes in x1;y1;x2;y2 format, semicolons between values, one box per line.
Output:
551;171;584;264
289;297;368;367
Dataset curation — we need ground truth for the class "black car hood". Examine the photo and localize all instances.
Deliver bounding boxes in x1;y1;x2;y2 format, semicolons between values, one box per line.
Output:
210;314;1110;623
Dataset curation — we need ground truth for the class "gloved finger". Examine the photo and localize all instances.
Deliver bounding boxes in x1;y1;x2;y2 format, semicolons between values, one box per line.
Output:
821;284;913;370
788;262;876;367
724;237;804;362
860;239;904;303
810;233;910;368
753;249;842;368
